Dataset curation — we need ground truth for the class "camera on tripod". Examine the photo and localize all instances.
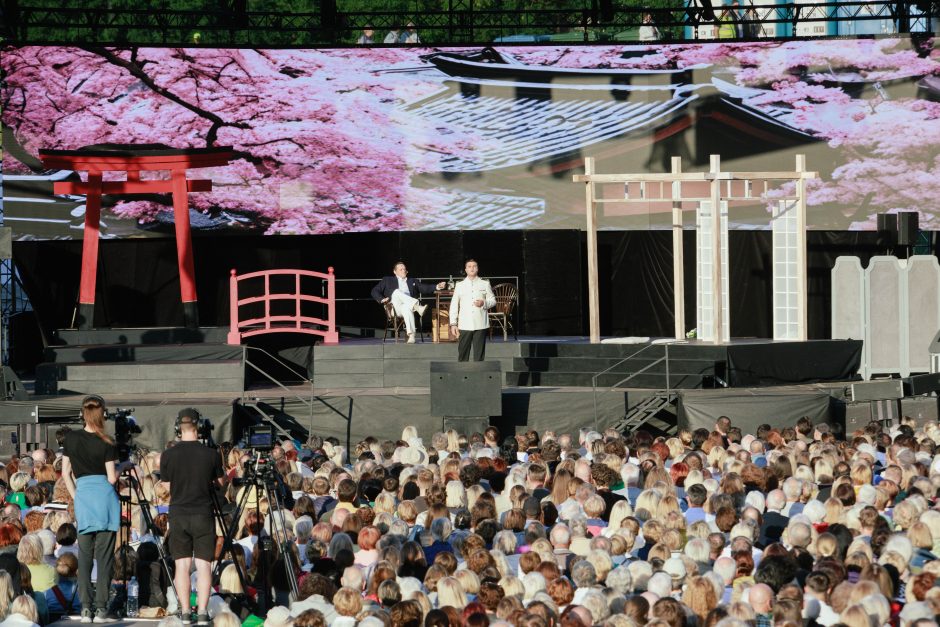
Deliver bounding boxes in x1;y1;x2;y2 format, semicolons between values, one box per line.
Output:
236;424;278;485
107;408;140;462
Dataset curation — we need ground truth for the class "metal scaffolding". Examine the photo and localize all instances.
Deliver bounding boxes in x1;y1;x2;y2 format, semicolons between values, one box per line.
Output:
1;1;936;46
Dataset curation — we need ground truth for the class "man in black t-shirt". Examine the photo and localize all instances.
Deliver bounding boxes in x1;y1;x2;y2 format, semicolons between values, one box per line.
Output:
160;409;223;626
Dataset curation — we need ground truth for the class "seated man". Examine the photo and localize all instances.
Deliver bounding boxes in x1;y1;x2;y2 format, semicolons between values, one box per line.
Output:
371;262;444;343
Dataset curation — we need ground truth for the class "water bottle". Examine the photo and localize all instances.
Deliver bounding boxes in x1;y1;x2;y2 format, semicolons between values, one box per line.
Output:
126;577;139;618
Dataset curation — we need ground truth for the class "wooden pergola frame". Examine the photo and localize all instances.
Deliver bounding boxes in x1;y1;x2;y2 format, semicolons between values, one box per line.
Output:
573;154;817;344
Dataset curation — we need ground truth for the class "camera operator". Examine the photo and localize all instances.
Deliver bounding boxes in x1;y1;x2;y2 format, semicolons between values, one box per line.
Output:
160;409;223;626
60;395;120;624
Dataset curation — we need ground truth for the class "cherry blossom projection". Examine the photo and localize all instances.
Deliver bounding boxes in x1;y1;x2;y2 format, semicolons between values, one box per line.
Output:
1;38;938;238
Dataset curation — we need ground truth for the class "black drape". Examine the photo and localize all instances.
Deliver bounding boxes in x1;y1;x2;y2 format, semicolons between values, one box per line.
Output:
12;230;923;345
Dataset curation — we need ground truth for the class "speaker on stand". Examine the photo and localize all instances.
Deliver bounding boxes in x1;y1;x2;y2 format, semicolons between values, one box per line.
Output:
430;361;502;435
876;213;897;255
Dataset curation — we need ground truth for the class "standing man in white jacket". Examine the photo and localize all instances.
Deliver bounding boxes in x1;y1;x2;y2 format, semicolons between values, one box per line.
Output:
449;259;496;362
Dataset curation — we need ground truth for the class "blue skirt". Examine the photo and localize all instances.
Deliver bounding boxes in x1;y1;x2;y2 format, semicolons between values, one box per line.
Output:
74;475;120;534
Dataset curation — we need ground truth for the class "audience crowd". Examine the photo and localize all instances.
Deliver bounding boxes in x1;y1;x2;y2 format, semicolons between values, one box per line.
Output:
1;415;940;627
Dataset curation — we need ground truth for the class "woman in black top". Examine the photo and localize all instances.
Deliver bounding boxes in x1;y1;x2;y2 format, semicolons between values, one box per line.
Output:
61;395;120;624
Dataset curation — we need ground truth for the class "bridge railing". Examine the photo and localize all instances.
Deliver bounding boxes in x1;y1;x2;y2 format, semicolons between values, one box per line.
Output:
227;268;338;345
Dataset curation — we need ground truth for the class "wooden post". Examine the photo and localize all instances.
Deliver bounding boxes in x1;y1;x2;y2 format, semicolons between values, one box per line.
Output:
585;157;601;344
710;154;723;345
671;157;685;341
795;154;808;341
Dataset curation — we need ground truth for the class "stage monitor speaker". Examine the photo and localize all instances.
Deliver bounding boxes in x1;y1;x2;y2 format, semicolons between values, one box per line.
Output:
0;367;27;401
850;379;904;402
430;361;502;417
904;373;940;396
0;228;11;260
877;213;897;245
897;211;919;247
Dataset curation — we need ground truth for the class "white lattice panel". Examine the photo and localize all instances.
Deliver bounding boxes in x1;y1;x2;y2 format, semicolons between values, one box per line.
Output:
696;200;729;342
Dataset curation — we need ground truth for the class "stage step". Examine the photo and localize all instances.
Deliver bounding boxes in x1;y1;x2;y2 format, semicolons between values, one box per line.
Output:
518;342;727;359
35;359;245;395
54;327;230;346
310;341;522;389
509;342;724;389
44;343;244;364
504;370;710;389
513;356;720;375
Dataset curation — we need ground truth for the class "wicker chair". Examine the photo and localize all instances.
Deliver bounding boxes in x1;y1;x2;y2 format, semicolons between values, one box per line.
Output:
488;283;518;341
382;300;425;342
382;301;405;342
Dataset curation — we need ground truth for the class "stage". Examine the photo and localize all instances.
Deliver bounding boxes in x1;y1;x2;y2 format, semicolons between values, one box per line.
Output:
0;331;874;454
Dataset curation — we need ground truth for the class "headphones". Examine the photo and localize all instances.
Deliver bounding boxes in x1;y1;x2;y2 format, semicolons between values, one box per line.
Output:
79;395;106;421
175;407;202;438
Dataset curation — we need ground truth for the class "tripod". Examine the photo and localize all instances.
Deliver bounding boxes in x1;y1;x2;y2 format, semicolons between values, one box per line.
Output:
210;451;299;615
116;451;176;616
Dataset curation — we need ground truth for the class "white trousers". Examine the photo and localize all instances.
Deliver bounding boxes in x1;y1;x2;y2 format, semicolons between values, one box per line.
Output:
391;289;418;334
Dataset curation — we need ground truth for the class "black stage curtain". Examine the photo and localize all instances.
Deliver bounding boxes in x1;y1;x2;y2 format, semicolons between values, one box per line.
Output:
12;230;911;345
727;340;864;386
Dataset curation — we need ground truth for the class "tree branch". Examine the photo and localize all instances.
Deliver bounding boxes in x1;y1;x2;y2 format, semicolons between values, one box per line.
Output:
82;46;249;147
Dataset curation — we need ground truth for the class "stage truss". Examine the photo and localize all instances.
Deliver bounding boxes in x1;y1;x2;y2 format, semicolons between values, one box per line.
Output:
2;1;935;46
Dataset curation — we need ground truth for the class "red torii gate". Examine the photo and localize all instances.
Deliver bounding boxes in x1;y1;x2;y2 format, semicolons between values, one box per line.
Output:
39;145;234;329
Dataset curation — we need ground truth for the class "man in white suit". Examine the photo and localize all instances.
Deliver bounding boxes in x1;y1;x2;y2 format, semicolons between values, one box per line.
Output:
449;259;496;362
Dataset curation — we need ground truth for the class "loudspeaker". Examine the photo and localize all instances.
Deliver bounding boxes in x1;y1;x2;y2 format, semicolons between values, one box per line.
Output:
877;213;897;244
850;379;904;402
904;373;940;396
0;367;27;401
897;211;919;247
430;361;502;417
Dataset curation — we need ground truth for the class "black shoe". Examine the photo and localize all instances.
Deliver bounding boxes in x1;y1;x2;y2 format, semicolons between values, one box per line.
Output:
197;613;210;626
181;611;193;625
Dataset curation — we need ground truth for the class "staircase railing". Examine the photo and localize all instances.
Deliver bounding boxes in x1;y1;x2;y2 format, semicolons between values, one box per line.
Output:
241;345;354;453
591;341;681;429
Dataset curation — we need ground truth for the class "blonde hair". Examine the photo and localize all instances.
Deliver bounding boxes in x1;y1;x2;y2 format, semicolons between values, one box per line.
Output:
0;572;14;620
10;595;38;623
454;569;480;595
445;481;466;509
840;603;876;627
816;533;838;559
634;490;662;520
909;521;933;549
607;500;634;530
373;492;396;515
9;472;29;493
219;564;244;594
333;587;363;617
850;463;873;487
213;612;242;627
436;577;467;609
823;498;843;525
498;575;524;598
656;494;683;519
16;533;43;565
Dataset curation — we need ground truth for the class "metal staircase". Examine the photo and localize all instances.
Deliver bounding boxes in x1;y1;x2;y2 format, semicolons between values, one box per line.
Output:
613;390;680;436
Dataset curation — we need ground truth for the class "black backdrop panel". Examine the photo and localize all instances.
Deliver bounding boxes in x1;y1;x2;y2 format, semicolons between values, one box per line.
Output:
12;230;906;343
727;340;863;386
523;231;582;336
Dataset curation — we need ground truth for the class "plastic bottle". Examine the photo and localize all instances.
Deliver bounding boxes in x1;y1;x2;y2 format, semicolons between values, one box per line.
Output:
126;577;139;618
